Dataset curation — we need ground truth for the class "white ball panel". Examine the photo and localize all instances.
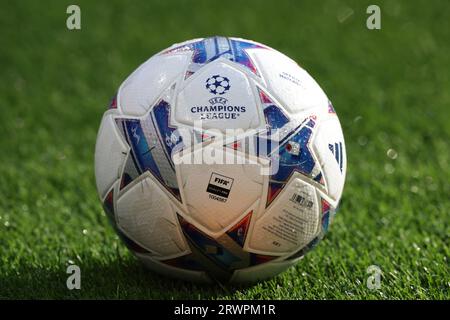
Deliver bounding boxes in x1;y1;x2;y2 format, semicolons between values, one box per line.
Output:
312;118;346;204
94;114;129;199
248;48;329;115
116;176;189;258
159;38;205;54
248;175;321;255
176;147;265;235
119;53;189;116
175;60;263;130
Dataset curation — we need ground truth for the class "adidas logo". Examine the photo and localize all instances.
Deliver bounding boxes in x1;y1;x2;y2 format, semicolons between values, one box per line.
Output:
328;142;344;173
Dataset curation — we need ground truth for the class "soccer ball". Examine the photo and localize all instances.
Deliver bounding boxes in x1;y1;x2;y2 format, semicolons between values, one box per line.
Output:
95;37;346;283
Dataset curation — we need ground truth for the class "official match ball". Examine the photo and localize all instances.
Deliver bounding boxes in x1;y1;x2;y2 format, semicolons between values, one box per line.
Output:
95;37;346;283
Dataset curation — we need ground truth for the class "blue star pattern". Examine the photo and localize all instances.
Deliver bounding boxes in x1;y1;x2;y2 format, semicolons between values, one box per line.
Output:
115;99;183;202
265;119;324;207
162;36;264;78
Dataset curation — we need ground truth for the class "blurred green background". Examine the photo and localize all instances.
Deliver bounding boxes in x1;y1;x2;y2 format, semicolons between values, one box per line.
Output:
0;0;448;299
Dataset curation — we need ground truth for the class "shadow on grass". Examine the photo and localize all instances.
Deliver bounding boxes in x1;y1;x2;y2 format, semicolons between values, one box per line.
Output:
0;256;256;299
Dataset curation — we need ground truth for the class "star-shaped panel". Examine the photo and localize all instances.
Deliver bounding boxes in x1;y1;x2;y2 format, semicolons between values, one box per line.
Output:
163;212;278;281
162;36;265;78
264;118;325;207
115;99;183;202
223;91;325;208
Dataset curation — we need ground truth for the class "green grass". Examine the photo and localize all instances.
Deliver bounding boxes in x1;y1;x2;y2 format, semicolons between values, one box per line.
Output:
0;0;449;299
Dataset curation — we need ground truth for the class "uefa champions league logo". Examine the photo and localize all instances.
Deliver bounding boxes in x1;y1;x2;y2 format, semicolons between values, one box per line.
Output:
205;75;231;95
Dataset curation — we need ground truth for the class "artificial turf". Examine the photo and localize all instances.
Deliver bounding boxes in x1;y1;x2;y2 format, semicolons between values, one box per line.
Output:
0;0;448;299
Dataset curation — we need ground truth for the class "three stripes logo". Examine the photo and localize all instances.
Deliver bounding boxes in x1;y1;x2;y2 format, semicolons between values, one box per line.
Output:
329;142;344;173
